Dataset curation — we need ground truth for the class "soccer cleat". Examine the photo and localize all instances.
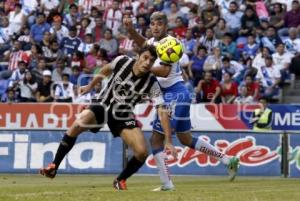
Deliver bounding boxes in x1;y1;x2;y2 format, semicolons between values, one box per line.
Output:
113;179;127;190
152;186;175;192
39;163;57;179
227;157;239;182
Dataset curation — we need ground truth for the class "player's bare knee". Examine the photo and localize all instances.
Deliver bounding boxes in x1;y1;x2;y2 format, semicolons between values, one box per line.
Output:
134;148;148;161
177;134;192;147
77;110;96;127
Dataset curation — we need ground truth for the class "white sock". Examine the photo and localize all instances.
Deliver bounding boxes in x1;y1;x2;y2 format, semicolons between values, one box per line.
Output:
153;150;174;188
193;137;230;165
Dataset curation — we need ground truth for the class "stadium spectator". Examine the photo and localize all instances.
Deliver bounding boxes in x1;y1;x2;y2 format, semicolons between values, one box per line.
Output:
284;27;300;55
220;72;238;104
252;47;271;70
198;28;220;55
20;0;39;24
290;53;300;75
279;0;300;36
182;28;197;57
8;3;25;36
271;0;294;11
119;34;135;57
63;4;81;28
17;26;31;50
30;12;51;43
78;33;94;55
40;31;52;60
60;26;81;57
272;43;294;82
8;60;27;89
32;58;47;83
54;73;75;102
96;48;109;67
52;59;72;82
41;0;60;16
78;0;100;15
83;44;100;74
8;40;28;72
78;17;94;40
69;66;81;85
195;71;221;103
234;86;255;104
213;18;229;40
92;15;107;42
187;7;200;28
71;51;85;70
219;33;238;60
223;1;243;37
221;57;244;82
0;17;12;57
188;45;207;87
167;2;183;29
17;71;38;102
241;34;260;59
261;26;282;53
50;15;69;43
36;70;54;102
239;6;260;36
203;47;222;74
99;29;118;58
201;0;219;29
243;75;260;101
269;3;285;30
136;14;148;36
256;56;281;98
104;0;123;36
1;88;18;103
173;16;187;39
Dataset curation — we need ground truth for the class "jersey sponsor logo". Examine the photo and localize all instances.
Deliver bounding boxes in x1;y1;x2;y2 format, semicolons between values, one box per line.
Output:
125;121;136;126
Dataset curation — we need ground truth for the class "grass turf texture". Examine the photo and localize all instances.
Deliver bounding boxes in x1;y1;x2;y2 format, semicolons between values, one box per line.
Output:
0;175;299;201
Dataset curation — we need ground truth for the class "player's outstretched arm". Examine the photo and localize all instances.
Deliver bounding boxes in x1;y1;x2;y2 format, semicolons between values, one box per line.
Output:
79;64;113;95
123;18;146;47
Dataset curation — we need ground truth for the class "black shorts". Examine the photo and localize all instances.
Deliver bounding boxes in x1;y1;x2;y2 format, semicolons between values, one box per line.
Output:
89;104;138;137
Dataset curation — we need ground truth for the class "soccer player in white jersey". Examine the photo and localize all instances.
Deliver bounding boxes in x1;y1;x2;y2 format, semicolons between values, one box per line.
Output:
124;12;239;191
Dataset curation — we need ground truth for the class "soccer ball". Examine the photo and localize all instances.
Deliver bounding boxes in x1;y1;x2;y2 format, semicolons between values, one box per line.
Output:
156;36;183;64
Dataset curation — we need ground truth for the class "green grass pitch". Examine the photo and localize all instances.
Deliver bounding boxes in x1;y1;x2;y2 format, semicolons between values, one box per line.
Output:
0;174;299;201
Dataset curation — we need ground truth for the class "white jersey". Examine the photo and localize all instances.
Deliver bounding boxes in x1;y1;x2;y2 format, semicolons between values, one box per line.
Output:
147;37;184;89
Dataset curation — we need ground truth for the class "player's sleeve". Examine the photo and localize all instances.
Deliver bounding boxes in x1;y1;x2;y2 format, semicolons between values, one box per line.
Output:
149;81;164;107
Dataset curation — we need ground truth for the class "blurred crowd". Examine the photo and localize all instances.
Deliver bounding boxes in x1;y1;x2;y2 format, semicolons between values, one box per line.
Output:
0;0;300;104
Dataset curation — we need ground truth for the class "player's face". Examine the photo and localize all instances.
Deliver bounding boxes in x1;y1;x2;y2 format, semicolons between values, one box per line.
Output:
136;51;156;73
150;19;167;40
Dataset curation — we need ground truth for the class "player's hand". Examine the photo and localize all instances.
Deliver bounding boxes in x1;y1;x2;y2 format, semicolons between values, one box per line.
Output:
165;142;177;159
79;85;92;95
123;17;134;31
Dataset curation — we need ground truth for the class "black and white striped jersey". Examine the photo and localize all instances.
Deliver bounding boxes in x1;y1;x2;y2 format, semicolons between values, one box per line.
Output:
96;55;164;109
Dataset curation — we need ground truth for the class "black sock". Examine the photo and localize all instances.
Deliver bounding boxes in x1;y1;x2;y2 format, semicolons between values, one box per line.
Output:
53;134;77;169
117;156;145;181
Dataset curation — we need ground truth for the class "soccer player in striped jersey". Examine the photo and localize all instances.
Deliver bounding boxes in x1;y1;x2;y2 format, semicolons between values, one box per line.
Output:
124;12;240;191
40;45;177;190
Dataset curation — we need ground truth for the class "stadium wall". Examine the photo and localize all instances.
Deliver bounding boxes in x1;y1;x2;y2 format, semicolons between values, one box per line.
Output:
0;103;299;177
